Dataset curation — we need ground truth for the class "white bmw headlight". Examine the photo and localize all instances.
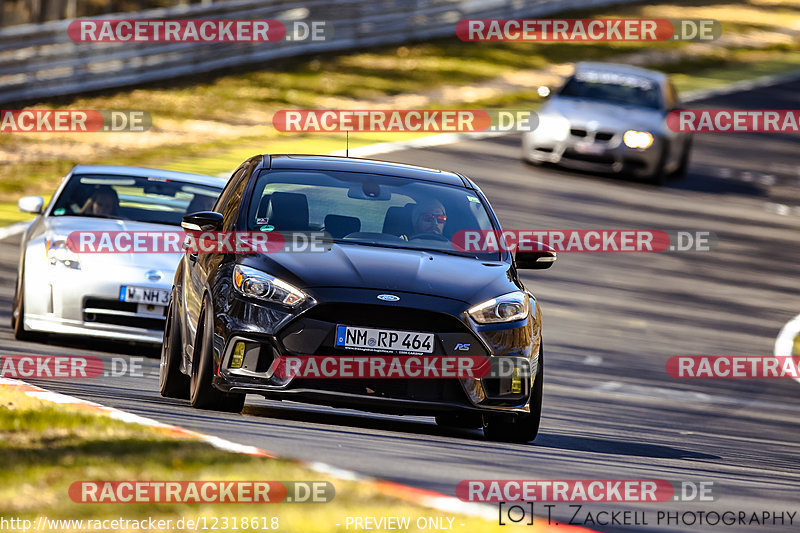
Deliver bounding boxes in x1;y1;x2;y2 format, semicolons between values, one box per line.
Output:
233;265;306;307
468;291;531;324
623;130;654;149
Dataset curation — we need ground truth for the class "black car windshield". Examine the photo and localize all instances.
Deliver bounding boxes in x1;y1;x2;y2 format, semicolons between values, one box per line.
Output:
248;169;501;259
559;70;662;110
50;174;223;226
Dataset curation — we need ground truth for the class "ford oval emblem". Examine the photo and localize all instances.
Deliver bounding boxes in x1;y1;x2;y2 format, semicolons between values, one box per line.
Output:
146;269;163;282
377;294;400;302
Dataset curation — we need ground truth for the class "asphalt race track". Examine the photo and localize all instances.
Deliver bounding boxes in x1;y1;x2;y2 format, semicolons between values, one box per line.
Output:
2;81;799;532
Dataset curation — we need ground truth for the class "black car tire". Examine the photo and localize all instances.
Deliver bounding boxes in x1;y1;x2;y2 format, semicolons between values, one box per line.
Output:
189;297;245;412
482;346;544;443
159;292;190;399
435;413;483;429
645;145;669;186
12;268;37;341
671;137;692;180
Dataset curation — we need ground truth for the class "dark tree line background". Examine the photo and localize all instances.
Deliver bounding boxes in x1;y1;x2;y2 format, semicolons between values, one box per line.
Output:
1;0;227;26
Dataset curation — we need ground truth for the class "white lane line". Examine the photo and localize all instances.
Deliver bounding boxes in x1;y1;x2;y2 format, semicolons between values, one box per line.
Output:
288;69;800;163
328;131;508;158
591;380;798;411
3;378;509;525
774;313;800;385
0;221;29;241
681;70;800;102
4;378;271;457
583;355;604;366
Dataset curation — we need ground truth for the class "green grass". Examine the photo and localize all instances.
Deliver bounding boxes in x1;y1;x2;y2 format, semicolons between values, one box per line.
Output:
0;387;521;532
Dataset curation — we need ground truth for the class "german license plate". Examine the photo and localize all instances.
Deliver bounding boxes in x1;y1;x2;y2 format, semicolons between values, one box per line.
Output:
336;325;434;353
119;286;170;305
574;141;605;155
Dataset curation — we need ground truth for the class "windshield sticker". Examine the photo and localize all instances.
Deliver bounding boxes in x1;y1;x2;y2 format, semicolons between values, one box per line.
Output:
575;70;654;90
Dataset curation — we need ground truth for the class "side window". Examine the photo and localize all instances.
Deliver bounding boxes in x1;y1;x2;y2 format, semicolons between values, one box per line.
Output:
220;167;250;231
213;166;246;213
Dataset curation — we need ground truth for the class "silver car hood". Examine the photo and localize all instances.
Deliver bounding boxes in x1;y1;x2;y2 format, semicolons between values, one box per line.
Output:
44;216;182;273
542;97;666;133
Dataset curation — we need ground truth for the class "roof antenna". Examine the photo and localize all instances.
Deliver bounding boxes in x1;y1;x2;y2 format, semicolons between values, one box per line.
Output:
346;131;349;157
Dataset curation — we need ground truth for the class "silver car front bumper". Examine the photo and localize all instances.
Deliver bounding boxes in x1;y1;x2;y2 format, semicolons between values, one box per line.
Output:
522;128;664;178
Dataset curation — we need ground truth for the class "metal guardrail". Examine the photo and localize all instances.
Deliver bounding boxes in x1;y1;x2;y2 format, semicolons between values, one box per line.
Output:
0;0;637;105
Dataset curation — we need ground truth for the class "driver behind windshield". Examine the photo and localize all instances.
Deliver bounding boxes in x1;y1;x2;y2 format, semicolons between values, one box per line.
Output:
80;186;120;217
411;199;446;236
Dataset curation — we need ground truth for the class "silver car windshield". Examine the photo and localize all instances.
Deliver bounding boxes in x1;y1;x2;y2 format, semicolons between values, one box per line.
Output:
248;169;501;259
50;174;222;226
559;71;662;110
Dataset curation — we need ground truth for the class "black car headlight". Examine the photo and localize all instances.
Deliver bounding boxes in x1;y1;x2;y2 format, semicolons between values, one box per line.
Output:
233;265;307;307
467;291;530;324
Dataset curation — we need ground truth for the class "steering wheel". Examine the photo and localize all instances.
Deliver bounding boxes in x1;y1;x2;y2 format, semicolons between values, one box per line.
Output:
409;232;449;242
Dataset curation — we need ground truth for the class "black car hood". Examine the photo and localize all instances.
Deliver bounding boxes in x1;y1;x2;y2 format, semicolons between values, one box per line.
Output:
242;243;517;305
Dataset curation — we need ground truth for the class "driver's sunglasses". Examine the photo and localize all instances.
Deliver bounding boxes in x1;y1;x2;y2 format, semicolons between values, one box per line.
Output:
421;213;447;224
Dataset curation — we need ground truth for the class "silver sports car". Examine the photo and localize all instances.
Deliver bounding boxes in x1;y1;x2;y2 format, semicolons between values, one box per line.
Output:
522;62;692;184
12;165;226;344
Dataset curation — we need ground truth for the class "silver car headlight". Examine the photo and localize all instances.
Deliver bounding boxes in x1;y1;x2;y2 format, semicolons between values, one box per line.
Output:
536;114;570;141
468;291;531;324
623;130;654;149
46;238;80;270
233;265;306;307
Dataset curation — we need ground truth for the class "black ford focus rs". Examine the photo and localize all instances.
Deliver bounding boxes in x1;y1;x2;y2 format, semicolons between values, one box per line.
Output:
159;155;555;442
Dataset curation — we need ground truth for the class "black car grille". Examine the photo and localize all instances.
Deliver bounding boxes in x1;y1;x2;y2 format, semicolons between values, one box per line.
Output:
301;303;468;333
562;150;616;165
570;128;615;142
291;378;469;404
276;303;479;405
83;297;166;331
84;297;136;313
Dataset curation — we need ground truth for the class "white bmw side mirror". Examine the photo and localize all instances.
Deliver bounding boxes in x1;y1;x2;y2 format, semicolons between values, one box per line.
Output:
18;196;44;214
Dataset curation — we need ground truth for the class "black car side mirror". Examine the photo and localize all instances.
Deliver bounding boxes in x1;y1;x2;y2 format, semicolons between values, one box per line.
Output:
182;211;223;232
514;242;557;270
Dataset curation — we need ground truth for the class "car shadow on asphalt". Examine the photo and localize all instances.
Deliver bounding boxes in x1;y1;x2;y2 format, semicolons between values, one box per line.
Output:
242;403;486;441
534;433;719;460
11;332;161;358
242;404;719;459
